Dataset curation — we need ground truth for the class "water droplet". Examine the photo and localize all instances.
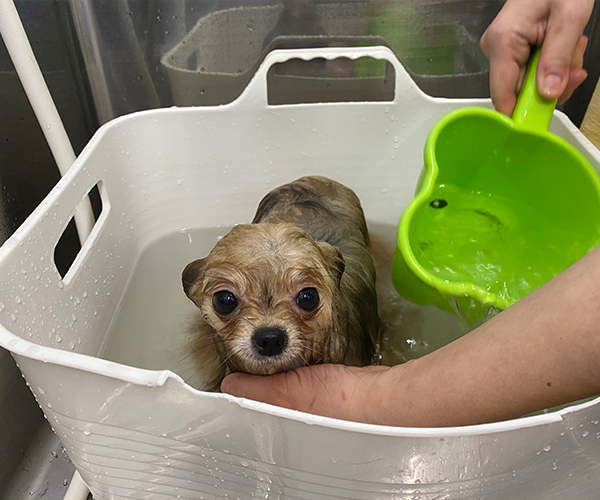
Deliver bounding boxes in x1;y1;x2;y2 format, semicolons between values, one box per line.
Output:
582;430;589;437
83;427;91;436
543;445;551;452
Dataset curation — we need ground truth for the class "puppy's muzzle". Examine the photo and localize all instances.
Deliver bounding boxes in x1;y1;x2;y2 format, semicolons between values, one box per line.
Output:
252;327;288;357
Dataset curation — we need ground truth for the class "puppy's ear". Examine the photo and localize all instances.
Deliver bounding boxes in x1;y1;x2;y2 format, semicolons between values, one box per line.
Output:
182;258;207;300
316;241;345;287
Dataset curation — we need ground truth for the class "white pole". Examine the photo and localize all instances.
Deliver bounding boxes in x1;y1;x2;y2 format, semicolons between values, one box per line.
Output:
63;471;91;500
0;4;96;496
0;0;95;243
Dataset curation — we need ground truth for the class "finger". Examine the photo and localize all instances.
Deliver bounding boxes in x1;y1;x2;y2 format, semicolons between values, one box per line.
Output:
221;365;348;417
559;68;588;103
221;370;307;410
571;35;589;71
557;35;589;102
488;54;523;116
537;4;593;100
480;2;535;116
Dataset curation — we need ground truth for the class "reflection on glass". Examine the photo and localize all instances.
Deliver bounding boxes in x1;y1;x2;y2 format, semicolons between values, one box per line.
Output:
69;0;503;120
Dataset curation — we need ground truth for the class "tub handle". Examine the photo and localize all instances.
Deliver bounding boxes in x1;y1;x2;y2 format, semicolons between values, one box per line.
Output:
236;45;426;106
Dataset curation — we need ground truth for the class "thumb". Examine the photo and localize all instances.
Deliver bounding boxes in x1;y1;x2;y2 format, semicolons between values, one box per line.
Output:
221;368;322;413
220;371;282;401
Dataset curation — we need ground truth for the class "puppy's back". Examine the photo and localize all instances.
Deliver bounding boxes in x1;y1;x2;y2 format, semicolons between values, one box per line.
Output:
252;176;369;252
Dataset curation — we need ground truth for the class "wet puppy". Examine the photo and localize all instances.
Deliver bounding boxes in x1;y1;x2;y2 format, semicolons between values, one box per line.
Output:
182;176;379;390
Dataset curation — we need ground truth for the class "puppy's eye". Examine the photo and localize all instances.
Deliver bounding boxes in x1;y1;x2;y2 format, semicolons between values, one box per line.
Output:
212;291;238;316
296;288;319;312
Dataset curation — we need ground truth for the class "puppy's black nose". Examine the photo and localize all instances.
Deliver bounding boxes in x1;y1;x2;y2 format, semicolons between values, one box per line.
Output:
252;327;288;357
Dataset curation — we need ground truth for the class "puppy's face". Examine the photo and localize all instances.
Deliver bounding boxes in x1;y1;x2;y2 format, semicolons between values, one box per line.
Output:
183;223;346;375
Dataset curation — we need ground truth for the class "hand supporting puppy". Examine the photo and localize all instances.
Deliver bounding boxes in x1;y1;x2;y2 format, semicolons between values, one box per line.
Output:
223;244;600;427
480;0;594;116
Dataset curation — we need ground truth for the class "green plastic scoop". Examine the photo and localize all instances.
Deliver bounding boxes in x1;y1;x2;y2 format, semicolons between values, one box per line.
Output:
392;47;600;321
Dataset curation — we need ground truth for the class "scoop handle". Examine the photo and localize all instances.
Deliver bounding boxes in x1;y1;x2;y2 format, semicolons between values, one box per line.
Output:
512;47;558;132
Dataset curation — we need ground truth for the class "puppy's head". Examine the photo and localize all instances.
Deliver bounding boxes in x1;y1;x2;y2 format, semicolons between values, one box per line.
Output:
182;223;346;375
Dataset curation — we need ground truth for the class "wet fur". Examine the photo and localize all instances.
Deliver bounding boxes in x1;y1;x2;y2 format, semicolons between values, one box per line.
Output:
183;176;380;390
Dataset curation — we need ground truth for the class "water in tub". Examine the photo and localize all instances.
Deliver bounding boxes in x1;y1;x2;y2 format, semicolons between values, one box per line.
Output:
100;222;467;390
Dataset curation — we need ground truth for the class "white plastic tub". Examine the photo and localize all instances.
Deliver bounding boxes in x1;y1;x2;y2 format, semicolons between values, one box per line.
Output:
1;47;600;500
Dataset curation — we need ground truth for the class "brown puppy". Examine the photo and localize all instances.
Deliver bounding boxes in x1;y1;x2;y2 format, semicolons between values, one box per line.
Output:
182;176;380;390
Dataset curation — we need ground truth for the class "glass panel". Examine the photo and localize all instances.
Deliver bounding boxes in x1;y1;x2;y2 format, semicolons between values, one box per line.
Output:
69;0;505;122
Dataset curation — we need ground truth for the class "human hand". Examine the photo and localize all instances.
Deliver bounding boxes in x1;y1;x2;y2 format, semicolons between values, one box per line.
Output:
480;0;594;116
221;363;396;425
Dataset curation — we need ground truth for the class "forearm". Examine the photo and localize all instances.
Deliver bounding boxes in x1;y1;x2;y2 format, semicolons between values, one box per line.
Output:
380;245;600;427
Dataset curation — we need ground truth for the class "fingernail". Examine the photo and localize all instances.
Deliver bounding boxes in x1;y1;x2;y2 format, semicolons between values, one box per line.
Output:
540;74;563;99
